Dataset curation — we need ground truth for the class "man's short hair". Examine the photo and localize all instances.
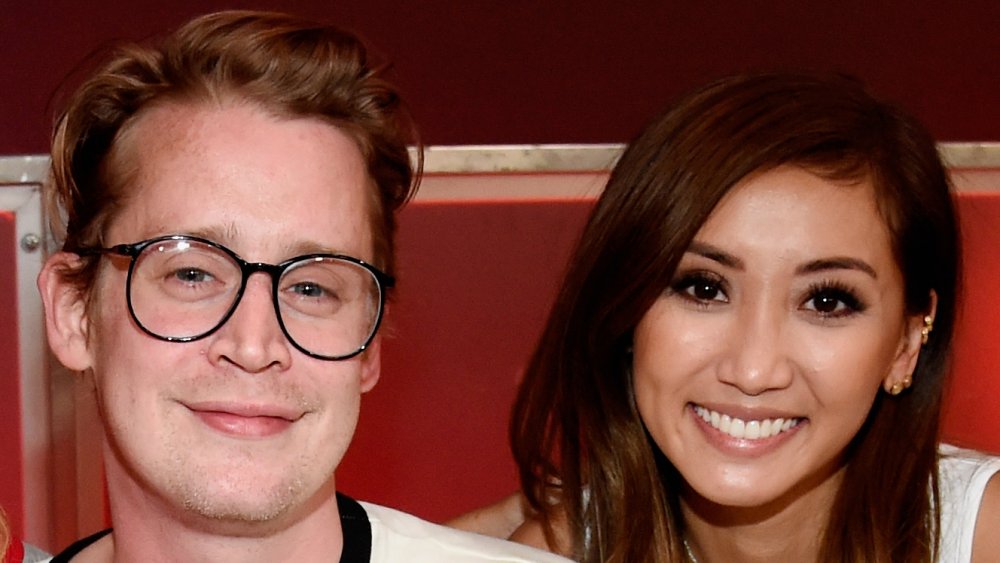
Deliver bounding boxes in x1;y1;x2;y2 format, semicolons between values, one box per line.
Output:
48;10;420;289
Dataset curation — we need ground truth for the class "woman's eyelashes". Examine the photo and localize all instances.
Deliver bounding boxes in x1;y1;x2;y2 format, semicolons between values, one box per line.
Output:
668;270;869;319
800;280;868;318
669;271;729;306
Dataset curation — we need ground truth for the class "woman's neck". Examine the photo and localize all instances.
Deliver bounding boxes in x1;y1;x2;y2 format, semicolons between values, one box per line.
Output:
678;463;846;563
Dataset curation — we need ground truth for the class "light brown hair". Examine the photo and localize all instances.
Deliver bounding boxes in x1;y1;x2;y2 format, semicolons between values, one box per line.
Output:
48;10;420;287
0;506;10;562
511;72;958;562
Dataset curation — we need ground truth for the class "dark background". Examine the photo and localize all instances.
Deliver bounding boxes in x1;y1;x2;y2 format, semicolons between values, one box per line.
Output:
2;1;998;155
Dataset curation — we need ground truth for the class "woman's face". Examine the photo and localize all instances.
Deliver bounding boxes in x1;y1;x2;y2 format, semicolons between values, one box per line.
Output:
632;165;926;512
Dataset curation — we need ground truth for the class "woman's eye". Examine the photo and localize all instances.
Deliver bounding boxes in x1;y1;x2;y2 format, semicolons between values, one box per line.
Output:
671;273;728;304
803;286;866;317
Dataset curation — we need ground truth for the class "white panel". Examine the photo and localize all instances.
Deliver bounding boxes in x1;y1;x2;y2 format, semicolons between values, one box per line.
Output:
0;184;50;549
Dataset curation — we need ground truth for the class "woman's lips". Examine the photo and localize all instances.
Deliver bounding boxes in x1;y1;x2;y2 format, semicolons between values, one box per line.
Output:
689;403;806;456
693;404;804;440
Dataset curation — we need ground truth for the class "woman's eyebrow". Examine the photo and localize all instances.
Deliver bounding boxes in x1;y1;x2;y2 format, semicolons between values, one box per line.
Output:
687;241;743;270
796;257;878;279
686;242;879;280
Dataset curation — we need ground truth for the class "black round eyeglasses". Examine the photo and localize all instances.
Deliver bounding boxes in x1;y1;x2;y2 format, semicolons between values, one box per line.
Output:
80;235;394;361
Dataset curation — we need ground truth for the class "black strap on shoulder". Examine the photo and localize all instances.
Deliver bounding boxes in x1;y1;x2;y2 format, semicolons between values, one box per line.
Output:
49;529;112;563
337;492;373;563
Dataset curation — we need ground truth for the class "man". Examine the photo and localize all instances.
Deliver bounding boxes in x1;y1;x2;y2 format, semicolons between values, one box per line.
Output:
38;11;567;563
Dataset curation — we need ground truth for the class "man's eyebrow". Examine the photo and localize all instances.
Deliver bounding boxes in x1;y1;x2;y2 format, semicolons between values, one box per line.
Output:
686;241;744;270
796;257;879;279
284;241;346;256
185;225;238;244
183;226;346;257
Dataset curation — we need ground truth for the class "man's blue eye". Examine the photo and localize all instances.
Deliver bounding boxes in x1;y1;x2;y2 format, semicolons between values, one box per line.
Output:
291;282;325;298
174;269;212;284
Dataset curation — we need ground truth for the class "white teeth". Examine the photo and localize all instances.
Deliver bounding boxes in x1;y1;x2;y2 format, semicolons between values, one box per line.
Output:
730;418;745;439
692;405;802;441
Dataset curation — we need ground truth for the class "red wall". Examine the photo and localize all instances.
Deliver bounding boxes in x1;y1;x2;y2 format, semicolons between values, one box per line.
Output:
338;198;592;520
944;194;1000;450
2;2;999;153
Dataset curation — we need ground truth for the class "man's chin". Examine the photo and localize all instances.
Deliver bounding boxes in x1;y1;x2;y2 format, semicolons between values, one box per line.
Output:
174;493;301;536
166;473;308;529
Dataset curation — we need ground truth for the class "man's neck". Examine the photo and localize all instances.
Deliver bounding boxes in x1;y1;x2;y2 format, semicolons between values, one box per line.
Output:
103;477;347;563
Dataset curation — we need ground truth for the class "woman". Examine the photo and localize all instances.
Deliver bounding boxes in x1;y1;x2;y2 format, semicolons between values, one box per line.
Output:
500;73;1000;562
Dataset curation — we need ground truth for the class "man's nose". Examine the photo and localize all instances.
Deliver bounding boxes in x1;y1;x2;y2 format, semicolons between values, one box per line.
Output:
206;273;292;373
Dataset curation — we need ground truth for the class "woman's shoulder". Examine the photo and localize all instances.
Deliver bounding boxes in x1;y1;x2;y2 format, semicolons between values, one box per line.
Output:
971;471;1000;563
508;513;571;555
446;492;575;558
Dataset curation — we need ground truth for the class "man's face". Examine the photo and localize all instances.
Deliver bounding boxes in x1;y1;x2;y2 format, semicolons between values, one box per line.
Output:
48;101;381;531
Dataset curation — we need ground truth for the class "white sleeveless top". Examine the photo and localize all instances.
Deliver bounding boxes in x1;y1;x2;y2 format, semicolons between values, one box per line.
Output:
937;445;1000;562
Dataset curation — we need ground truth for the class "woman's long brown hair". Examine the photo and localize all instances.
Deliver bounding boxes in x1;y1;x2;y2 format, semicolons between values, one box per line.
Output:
510;72;959;562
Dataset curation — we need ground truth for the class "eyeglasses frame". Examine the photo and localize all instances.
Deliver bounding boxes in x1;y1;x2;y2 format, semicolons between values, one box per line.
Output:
78;234;395;361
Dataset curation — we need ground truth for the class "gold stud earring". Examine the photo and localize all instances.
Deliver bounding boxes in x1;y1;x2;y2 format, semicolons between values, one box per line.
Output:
921;315;934;345
888;376;913;396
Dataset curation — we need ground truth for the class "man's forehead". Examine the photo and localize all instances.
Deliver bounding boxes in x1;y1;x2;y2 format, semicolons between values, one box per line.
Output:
103;100;377;259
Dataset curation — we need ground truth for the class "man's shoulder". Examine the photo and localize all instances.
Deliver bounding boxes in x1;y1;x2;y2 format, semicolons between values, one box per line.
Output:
359;500;571;562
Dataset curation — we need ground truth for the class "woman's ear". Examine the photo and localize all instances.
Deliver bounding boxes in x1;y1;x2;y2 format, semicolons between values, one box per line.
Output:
38;252;94;371
883;290;938;395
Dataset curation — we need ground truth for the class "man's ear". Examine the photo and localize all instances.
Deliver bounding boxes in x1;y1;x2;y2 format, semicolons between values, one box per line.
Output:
883;291;938;393
359;335;382;393
38;252;94;371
